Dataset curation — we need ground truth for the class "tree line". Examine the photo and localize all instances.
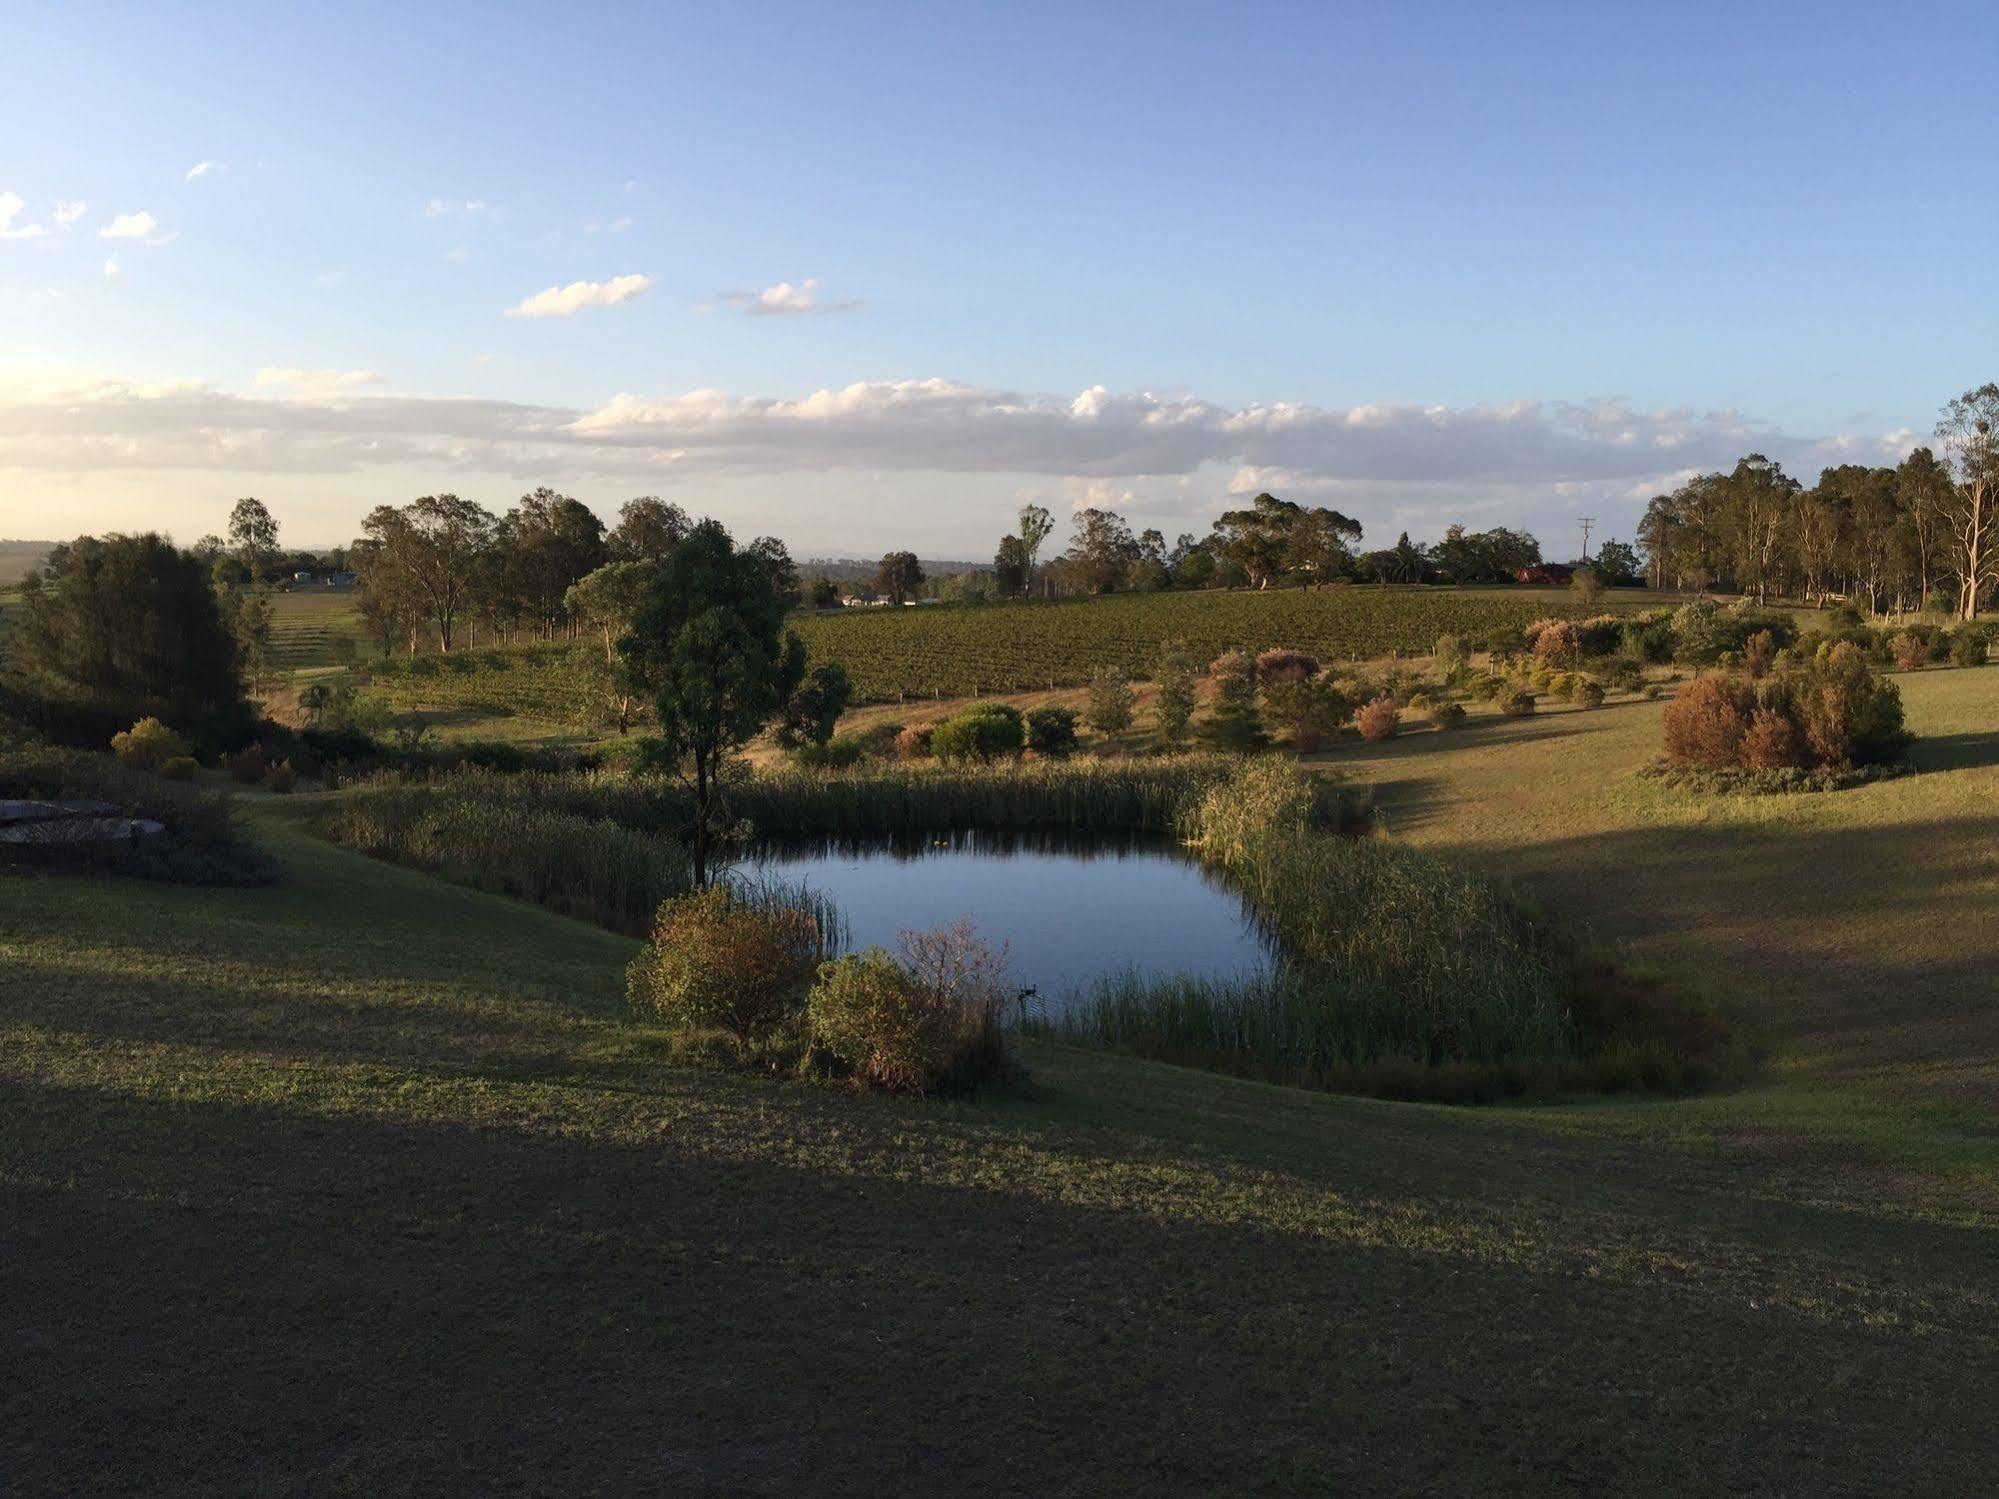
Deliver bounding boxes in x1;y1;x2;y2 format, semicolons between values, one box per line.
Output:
1637;384;1999;619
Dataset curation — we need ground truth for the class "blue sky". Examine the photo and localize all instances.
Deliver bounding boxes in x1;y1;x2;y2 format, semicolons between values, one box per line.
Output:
2;0;1993;556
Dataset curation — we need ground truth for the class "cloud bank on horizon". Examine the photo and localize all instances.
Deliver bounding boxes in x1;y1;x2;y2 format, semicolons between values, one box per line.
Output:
0;370;1919;551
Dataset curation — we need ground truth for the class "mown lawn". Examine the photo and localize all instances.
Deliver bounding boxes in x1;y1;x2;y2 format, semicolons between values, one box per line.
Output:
5;722;1999;1492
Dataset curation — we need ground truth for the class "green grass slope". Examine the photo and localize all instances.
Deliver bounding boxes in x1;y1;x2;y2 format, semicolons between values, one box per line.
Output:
4;759;1998;1490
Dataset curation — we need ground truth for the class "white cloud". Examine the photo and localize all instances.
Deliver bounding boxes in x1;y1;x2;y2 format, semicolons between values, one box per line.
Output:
505;273;653;318
724;277;861;316
52;199;86;227
0;193;49;241
424;198;489;219
185;161;224;181
584;216;633;235
102;254;120;278
100;210;158;240
253;367;385;395
443;246;471;263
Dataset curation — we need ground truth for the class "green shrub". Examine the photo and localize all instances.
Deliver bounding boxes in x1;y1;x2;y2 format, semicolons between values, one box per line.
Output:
1202;650;1266;751
158;755;198;781
1262;676;1353;752
265;759;297;793
1671;600;1796;666
627;886;824;1042
1083;666;1136;737
1499;689;1536;716
1791;644;1908;766
807;920;1011;1094
1570;679;1606;709
793;734;865;769
1432;634;1468;674
930;703;1025;762
1619;613;1675;663
1151;640;1200;745
1951;624;1989;667
110;716;191;770
1025;705;1079;757
1427;700;1467;729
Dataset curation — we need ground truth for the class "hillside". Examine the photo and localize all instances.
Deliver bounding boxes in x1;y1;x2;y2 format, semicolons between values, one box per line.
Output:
0;541;51;585
6;671;1999;1490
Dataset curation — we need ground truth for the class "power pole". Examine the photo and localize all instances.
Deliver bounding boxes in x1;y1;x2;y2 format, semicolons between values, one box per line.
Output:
1578;516;1596;563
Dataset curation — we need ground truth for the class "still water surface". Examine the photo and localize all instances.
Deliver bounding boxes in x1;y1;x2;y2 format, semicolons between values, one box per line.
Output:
750;830;1274;1007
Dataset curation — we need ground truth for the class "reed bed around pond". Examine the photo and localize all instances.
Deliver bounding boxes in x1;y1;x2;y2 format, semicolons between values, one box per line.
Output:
315;755;1703;1098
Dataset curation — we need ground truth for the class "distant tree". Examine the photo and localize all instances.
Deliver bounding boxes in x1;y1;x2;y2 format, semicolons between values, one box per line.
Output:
1064;508;1139;594
993;534;1029;598
229;587;276;691
494;487;607;636
609;496;693;563
227;498;280;581
564;560;654;661
1016;504;1055;596
1130;528;1171;591
356;495;497;652
1210;492;1361;589
7;532;247;738
1431;524;1541;584
1590;539;1641;586
1384;532;1430;583
1898;446;1953;610
874;550;926;604
1936;383;1999;619
617;520;807;886
747;535;803;609
806;576;843;609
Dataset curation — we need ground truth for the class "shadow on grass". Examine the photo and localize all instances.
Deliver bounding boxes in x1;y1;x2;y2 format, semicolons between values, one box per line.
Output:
4;1078;1995;1495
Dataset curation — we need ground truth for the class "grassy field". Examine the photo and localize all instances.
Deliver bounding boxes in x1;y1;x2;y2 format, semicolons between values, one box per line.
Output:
792;584;1663;702
6;663;1999;1490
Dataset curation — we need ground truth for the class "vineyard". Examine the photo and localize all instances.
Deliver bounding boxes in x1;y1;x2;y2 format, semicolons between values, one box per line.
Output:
792;586;1653;702
365;642;623;730
267;590;369;671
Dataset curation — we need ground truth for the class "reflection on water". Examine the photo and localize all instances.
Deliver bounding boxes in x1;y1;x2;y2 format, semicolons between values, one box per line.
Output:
748;829;1274;1007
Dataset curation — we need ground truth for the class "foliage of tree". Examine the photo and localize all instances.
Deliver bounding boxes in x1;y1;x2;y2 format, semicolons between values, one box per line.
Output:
874;550;926;604
609;496;693;564
1065;508;1141;594
617;520;807;885
776;662;853;749
354;495;498;652
7;532;249;741
1209;492;1362;589
227;498;280;580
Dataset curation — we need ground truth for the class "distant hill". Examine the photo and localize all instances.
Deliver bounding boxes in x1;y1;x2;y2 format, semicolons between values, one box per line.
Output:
799;556;986;584
0;541;52;585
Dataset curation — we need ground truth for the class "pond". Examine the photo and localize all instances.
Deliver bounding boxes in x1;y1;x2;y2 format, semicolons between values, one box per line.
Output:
748;830;1276;1010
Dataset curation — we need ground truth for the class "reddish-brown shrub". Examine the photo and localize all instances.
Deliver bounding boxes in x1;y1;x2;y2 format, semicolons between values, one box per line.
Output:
1355;693;1400;743
894;725;934;760
225;743;267;783
1529;619;1580;665
1661;674;1756;767
1254;649;1321;685
1738;708;1805;769
1890;632;1928;672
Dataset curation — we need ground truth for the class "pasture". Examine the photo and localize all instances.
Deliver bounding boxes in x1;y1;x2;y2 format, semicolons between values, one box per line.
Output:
5;665;1999;1490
